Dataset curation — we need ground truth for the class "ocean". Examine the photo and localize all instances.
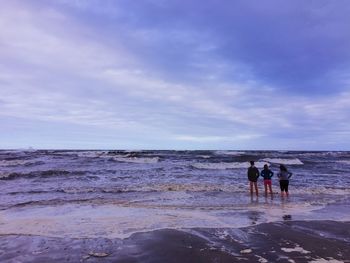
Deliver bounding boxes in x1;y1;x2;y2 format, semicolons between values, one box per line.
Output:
1;150;350;262
1;150;349;237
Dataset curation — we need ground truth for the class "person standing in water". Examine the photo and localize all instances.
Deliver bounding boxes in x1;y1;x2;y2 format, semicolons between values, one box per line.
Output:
277;164;292;197
247;161;260;196
261;164;274;196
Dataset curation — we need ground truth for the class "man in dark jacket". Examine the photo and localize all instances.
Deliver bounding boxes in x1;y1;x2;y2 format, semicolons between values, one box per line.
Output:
247;161;259;196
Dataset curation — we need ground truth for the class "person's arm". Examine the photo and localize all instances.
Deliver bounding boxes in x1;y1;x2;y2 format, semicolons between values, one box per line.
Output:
256;168;260;178
288;172;292;179
270;170;274;178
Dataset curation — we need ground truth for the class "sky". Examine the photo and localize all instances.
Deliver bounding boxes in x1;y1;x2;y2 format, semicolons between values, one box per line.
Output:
1;0;350;150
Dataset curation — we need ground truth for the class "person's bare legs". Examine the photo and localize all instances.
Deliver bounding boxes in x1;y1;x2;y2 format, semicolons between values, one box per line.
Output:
250;181;254;195
285;191;289;197
268;184;273;195
264;183;268;196
254;182;258;196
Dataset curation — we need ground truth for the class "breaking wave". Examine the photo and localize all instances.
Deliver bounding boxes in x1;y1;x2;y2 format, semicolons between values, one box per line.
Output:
191;161;268;170
0;159;44;167
0;170;86;180
260;158;304;165
112;157;160;164
335;160;350;165
214;151;246;156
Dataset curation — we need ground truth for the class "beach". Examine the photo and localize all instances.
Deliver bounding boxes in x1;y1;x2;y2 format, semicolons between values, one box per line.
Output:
1;221;349;262
0;150;350;262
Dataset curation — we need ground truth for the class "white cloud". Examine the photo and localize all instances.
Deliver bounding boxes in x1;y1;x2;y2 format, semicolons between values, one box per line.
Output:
0;1;349;149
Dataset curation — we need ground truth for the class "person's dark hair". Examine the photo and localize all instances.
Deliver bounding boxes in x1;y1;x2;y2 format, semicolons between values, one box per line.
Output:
250;161;254;166
264;164;268;169
280;164;287;172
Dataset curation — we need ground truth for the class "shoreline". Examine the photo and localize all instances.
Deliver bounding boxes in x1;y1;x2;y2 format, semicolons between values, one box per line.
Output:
1;220;349;262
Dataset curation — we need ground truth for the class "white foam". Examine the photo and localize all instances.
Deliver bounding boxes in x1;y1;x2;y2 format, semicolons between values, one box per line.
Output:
192;161;268;170
256;255;268;263
198;155;211;159
215;151;246;156
0;171;10;179
76;151;106;158
292;186;350;196
281;245;310;254
71;152;160;163
113;157;159;164
0;204;249;239
150;183;245;193
336;160;350;165
0;159;37;166
1;193;348;240
308;258;344;263
261;158;303;165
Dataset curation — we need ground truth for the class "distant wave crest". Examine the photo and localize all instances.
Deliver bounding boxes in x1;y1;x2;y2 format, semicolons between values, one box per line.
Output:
0;159;44;167
214;151;246;156
112;157;160;164
192;161;268;170
260;158;303;165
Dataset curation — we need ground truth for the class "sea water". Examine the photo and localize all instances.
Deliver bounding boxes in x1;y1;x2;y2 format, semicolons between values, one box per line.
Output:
0;150;349;238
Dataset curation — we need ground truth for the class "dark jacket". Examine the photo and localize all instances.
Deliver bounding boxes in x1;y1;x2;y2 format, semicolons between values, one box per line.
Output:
261;169;274;180
247;166;259;182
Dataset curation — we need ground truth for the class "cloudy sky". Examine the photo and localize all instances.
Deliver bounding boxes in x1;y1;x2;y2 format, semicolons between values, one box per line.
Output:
1;0;350;150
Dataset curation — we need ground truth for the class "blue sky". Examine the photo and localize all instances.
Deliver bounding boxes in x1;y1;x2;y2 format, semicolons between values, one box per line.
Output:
1;0;350;150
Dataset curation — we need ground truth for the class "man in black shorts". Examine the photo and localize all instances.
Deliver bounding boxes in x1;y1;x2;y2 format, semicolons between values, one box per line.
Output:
247;161;259;196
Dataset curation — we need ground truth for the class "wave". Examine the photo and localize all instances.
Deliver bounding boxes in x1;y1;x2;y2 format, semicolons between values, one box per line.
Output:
7;190;55;195
294;151;348;158
112;157;160;164
214;151;246;156
53;151;107;158
150;183;246;193
4;198;104;209
57;151;162;163
335;160;350;165
5;184;350;198
0;159;44;167
0;170;86;180
76;151;109;158
191;161;268;170
292;186;350;196
197;155;211;159
53;184;246;194
260;158;303;165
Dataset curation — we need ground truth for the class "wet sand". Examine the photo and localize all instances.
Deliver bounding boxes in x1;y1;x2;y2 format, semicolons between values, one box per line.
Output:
1;220;349;262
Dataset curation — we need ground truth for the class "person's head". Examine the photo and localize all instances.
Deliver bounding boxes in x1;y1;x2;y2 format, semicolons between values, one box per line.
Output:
264;164;269;170
250;161;255;166
280;164;287;172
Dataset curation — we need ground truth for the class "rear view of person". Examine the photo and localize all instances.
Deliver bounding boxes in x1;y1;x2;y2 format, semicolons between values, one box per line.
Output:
261;164;274;196
247;161;260;196
277;164;292;197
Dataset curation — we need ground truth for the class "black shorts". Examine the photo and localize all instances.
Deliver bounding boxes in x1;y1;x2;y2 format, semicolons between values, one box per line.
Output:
280;180;289;192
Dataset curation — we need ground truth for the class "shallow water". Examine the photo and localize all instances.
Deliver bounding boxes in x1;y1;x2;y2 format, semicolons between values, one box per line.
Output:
0;150;349;238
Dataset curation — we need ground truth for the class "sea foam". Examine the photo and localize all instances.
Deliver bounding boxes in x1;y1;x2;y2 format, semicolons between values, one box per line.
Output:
113;157;160;164
192;161;268;170
260;158;303;165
